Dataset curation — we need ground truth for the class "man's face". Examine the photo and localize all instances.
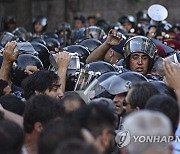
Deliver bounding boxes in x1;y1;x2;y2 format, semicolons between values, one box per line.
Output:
123;22;132;32
7;23;16;32
147;27;157;38
129;52;149;75
74;19;84;29
113;92;127;115
34;22;43;33
88;18;96;26
44;81;64;99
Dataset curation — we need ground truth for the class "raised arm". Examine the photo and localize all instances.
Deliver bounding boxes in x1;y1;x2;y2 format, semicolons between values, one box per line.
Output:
86;29;122;63
56;51;70;93
0;41;18;82
163;61;180;107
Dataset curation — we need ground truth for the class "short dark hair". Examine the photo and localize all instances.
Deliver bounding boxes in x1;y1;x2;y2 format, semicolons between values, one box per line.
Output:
22;70;59;100
54;139;99;154
74;104;116;138
61;91;85;114
0;120;24;154
23;94;63;133
74;15;86;24
145;94;179;134
38;118;84;154
128;81;159;109
62;91;85;105
87;15;96;20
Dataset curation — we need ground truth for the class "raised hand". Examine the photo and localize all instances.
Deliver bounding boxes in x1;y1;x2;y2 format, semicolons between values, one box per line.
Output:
56;51;71;70
105;29;122;46
163;60;180;90
3;41;18;64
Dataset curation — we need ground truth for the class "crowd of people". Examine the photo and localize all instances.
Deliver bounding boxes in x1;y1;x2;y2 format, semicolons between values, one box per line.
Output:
0;3;180;154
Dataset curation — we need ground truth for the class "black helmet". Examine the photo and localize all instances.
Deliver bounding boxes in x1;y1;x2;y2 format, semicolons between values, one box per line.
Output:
85;61;116;73
12;27;32;42
1;41;39;57
79;38;102;53
4;16;16;32
30;42;50;69
44;37;60;53
100;71;148;95
110;22;128;36
136;10;150;22
10;54;43;87
72;27;85;44
84;71;119;100
56;23;72;47
43;32;59;39
127;26;145;37
30;37;47;46
14;42;40;55
56;22;72;35
95;19;110;33
74;61;116;91
0;32;15;47
120;15;136;25
123;36;157;71
63;44;90;64
149;80;177;100
84;26;105;40
5;16;16;24
32;16;47;32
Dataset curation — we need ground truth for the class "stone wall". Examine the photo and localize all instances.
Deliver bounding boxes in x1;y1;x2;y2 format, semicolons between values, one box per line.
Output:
0;0;179;31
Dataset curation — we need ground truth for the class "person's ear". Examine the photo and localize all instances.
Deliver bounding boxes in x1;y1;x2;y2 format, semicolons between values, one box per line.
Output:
109;50;114;57
109;50;115;63
34;122;43;133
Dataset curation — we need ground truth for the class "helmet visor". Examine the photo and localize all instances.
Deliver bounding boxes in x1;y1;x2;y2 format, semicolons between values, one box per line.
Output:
15;42;38;55
0;32;15;47
84;79;107;99
124;36;156;59
49;53;80;70
74;69;95;91
100;75;131;95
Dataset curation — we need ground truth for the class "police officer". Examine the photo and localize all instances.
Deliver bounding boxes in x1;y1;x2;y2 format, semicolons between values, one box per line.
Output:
86;29;125;64
87;30;157;75
32;16;47;37
123;35;157;75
